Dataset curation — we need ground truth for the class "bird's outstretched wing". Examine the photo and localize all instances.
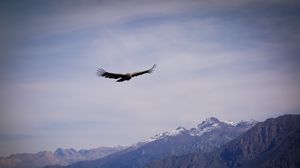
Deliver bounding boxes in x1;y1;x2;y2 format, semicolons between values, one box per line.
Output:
97;68;127;79
131;64;156;77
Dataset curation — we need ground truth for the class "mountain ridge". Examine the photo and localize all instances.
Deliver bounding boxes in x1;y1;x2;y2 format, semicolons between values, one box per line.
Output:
47;117;256;168
0;117;258;168
140;117;257;144
0;146;125;168
146;114;300;168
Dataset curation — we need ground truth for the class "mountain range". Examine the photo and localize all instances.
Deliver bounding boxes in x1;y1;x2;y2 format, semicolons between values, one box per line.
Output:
46;117;257;168
3;115;298;168
0;146;125;168
146;114;300;168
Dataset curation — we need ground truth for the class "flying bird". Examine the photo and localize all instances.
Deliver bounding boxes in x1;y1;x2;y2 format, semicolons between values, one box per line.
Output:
97;64;156;82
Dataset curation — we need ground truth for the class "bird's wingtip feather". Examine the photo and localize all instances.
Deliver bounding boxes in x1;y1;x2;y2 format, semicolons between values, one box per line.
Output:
97;68;106;76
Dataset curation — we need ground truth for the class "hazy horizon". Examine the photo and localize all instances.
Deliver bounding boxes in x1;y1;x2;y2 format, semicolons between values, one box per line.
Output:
0;115;265;157
1;0;300;157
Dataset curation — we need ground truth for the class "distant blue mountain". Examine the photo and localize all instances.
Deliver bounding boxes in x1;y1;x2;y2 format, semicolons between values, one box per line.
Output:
46;117;257;168
0;146;125;168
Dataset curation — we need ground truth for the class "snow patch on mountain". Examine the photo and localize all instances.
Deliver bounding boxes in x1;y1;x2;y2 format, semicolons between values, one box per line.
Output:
165;126;187;136
140;117;257;144
141;126;188;143
189;124;220;136
189;117;222;136
223;120;236;126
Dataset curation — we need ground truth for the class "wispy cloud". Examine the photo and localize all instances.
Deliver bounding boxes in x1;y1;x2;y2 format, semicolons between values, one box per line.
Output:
0;0;300;156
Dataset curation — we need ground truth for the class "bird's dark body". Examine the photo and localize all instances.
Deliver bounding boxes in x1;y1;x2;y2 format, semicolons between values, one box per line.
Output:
97;64;156;82
116;74;132;82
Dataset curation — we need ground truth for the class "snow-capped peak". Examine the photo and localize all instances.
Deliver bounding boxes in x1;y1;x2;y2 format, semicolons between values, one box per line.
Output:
197;117;221;128
235;119;258;129
189;117;222;136
165;126;187;136
140;126;188;143
204;117;220;124
223;120;237;126
139;117;258;145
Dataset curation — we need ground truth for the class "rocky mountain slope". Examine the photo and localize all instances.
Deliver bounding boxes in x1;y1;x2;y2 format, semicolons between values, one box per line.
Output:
147;114;300;168
48;117;256;168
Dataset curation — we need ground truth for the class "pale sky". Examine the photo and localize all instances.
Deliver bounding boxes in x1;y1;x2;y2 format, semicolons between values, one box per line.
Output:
0;0;300;156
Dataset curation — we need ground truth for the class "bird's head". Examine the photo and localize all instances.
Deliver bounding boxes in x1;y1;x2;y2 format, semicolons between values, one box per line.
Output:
126;73;132;77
